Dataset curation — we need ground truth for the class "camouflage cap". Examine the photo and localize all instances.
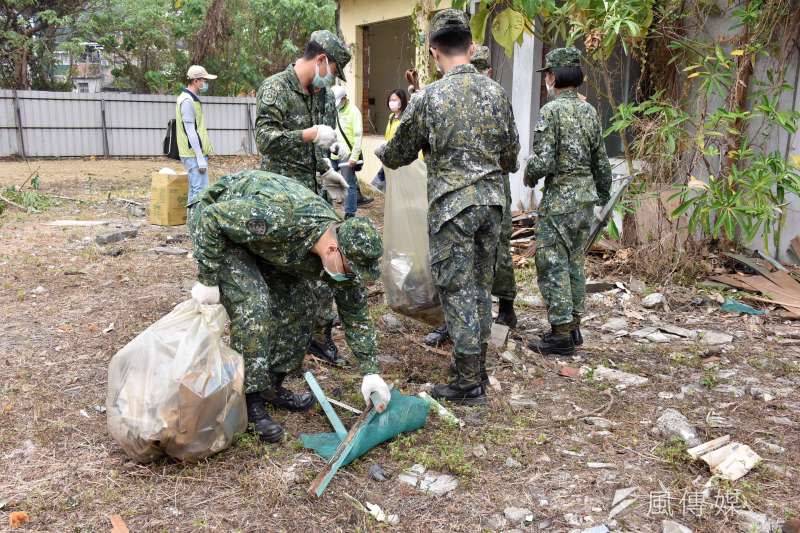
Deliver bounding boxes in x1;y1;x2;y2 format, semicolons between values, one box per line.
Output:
309;29;351;82
538;47;582;71
337;216;383;282
429;9;471;41
470;45;491;71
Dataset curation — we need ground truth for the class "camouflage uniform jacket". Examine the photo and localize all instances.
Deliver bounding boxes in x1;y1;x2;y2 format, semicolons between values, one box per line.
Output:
524;89;612;215
190;170;378;374
254;65;337;194
377;63;520;233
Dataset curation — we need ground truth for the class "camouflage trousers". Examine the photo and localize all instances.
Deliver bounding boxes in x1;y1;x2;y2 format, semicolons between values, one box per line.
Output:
430;205;501;385
491;192;517;301
218;246;319;394
535;204;593;326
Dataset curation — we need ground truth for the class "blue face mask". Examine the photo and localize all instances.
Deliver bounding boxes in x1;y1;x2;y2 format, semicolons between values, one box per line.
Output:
199;81;209;93
312;57;335;89
324;250;355;282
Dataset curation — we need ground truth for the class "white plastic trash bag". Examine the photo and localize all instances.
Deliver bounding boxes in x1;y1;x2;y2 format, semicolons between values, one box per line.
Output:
382;159;443;324
106;299;247;462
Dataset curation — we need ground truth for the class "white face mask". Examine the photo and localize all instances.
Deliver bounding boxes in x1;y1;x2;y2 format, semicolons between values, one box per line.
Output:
388;100;401;112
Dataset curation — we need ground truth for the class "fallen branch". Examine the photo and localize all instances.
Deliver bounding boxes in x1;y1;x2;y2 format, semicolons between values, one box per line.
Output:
403;334;451;357
0;193;27;211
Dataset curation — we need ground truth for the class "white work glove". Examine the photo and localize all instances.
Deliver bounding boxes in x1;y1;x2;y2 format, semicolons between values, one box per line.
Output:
191;282;220;305
313;125;337;149
196;155;208;173
361;374;391;413
330;142;350;161
320;167;349;203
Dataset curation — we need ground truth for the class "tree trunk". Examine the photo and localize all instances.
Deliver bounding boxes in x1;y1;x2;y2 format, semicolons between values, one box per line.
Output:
191;0;230;65
15;46;30;89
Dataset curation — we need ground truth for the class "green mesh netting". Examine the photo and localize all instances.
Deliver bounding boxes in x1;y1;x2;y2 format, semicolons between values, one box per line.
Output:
301;389;429;466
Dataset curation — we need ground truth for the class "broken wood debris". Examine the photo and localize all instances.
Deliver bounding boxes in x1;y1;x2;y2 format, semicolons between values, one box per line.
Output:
711;253;800;317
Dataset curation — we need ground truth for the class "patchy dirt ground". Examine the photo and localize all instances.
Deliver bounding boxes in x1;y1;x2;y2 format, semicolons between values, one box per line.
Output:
0;157;798;533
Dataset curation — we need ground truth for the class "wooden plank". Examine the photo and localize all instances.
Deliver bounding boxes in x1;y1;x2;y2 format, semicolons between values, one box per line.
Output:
304;371;347;439
307;391;382;497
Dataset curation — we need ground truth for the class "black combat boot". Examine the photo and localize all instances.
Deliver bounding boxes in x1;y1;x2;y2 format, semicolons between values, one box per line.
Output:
423;323;450;347
452;344;489;385
264;373;315;412
308;324;345;366
528;324;576;356
245;392;284;443
495;298;518;328
432;355;487;405
571;315;583;346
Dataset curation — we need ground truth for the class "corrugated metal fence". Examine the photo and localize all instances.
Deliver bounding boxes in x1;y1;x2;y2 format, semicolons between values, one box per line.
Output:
0;89;257;157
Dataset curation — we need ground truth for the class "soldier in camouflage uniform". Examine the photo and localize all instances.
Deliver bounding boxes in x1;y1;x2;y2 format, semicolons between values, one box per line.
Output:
254;30;353;366
377;10;520;404
188;170;391;442
524;47;612;356
422;44;519;349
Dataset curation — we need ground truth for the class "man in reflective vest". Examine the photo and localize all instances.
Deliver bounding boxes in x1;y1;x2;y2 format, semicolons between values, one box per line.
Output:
176;65;216;201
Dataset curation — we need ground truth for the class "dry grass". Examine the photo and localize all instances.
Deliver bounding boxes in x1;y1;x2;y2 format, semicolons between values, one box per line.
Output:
0;157;798;532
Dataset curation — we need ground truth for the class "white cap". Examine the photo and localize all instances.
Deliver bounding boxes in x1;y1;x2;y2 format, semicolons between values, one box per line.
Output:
187;65;217;80
332;85;347;105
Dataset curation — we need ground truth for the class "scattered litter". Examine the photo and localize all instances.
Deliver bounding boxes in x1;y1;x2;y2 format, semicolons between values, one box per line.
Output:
560;449;585;457
398;464;458;496
646;331;671;343
79;409;90;418
418;392;463;427
503;506;534;526
612;487;636;507
505;457;523;469
698;330;733;345
3;439;36;460
110;514;130;533
754;439;785;454
658;324;697;339
368;463;388;481
654;408;701;447
103;322;115;334
150;246;190;256
766;415;796;427
687;435;761;481
748;385;775;402
587;462;616;469
365;502;400;526
720;297;765;315
658;392;675;400
472;444;487;458
488;375;502;392
487;513;508;530
705;411;733;428
585;366;649;389
642;292;667;309
45;219;110;226
608;493;636;519
499;350;522;365
734;510;773;533
508;394;537;408
31;286;47;294
96;227;139;245
380;313;404;332
662;519;692;533
712;384;745;398
583;417;614;430
9;511;29;529
600;318;628;332
559;366;580;378
489;323;510;349
711;253;800;317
